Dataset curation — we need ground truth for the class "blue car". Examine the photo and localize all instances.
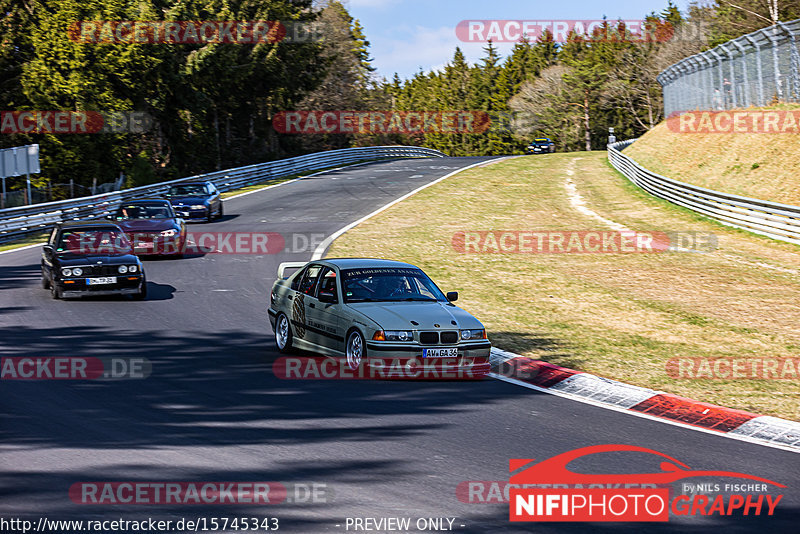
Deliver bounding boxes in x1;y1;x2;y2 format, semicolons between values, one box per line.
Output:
526;138;555;154
165;181;223;222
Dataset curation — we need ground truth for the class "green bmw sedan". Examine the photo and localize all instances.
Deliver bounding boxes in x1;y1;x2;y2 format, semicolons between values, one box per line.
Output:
268;258;492;378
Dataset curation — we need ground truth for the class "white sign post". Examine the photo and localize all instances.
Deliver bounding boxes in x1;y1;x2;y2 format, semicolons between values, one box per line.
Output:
0;144;40;207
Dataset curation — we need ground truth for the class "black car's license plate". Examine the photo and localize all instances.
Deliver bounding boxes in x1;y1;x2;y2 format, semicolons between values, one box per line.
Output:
86;277;117;285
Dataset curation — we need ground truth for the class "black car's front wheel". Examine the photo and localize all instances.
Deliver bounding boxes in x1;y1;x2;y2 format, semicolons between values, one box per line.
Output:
217;203;224;220
132;278;147;300
50;280;62;300
41;269;50;289
346;330;365;371
275;313;294;353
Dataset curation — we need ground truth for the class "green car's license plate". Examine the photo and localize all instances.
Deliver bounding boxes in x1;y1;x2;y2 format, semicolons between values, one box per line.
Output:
422;348;459;358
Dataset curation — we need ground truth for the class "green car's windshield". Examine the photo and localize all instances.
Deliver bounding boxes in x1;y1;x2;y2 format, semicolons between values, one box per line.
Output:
341;267;447;303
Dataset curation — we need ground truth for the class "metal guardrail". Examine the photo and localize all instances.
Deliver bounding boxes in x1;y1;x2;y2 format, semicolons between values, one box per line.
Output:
0;145;445;242
608;139;800;246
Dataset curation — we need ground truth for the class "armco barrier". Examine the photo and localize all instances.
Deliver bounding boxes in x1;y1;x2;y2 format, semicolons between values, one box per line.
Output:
0;145;445;242
608;139;800;245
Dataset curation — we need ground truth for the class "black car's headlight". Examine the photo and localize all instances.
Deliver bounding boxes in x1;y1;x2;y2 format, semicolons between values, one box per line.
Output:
460;329;486;341
128;265;138;273
118;265;128;274
191;204;206;210
61;268;73;277
160;229;178;237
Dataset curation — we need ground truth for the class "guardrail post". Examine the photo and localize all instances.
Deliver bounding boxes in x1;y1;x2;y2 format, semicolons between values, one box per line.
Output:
698;53;711;110
731;40;750;107
745;35;765;106
719;44;738;108
769;26;783;101
779;22;800;101
708;49;726;109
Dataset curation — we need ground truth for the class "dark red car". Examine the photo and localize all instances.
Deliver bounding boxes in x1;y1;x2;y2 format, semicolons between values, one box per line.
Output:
110;199;187;256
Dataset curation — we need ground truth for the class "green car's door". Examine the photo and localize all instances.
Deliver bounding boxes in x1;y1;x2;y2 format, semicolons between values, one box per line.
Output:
305;267;345;354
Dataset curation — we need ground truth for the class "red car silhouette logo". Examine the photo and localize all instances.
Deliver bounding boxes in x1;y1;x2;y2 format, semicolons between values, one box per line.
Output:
510;444;784;487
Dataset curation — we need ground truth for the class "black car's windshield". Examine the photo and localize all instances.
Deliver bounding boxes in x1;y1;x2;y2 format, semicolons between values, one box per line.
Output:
341;267;447;303
168;185;207;196
114;203;174;220
57;230;132;255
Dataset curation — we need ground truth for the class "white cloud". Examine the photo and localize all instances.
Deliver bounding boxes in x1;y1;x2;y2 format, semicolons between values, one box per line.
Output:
348;0;401;8
370;25;515;80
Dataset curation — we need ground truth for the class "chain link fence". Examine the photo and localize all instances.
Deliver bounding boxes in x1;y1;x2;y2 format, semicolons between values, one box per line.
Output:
658;19;800;116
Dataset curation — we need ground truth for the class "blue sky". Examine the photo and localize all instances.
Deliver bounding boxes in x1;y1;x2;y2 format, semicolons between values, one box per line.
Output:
343;0;696;80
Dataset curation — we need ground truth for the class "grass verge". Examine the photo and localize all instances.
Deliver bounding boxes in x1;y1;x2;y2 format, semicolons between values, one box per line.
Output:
329;151;800;420
623;105;800;205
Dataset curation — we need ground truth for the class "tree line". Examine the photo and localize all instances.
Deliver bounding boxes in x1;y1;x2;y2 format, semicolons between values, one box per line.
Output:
1;0;798;193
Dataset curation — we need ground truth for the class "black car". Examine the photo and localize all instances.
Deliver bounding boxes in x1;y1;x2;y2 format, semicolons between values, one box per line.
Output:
41;222;146;300
526;138;555;154
111;199;186;256
165;181;223;222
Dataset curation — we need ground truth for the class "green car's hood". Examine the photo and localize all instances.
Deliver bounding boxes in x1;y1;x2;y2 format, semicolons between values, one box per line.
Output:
348;301;483;330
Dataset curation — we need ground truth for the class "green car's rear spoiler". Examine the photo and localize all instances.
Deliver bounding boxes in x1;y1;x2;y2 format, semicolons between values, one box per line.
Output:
278;262;307;279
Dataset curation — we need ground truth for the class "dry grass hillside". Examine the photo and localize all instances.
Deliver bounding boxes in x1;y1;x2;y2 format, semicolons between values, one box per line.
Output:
624;104;800;206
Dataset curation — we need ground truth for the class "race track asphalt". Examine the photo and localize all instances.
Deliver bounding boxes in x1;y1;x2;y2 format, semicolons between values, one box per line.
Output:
1;157;797;533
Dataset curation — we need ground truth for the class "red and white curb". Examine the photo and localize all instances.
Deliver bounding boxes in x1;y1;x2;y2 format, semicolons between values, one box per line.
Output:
490;348;800;453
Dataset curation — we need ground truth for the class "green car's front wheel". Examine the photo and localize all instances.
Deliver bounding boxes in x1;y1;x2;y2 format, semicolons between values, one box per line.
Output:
346;330;365;371
275;313;294;354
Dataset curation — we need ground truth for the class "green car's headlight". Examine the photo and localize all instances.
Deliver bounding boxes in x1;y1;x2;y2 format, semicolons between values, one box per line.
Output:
460;329;486;341
374;330;414;342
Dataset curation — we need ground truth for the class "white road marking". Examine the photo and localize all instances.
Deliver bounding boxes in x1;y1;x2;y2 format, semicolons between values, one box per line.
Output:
312;158;512;260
